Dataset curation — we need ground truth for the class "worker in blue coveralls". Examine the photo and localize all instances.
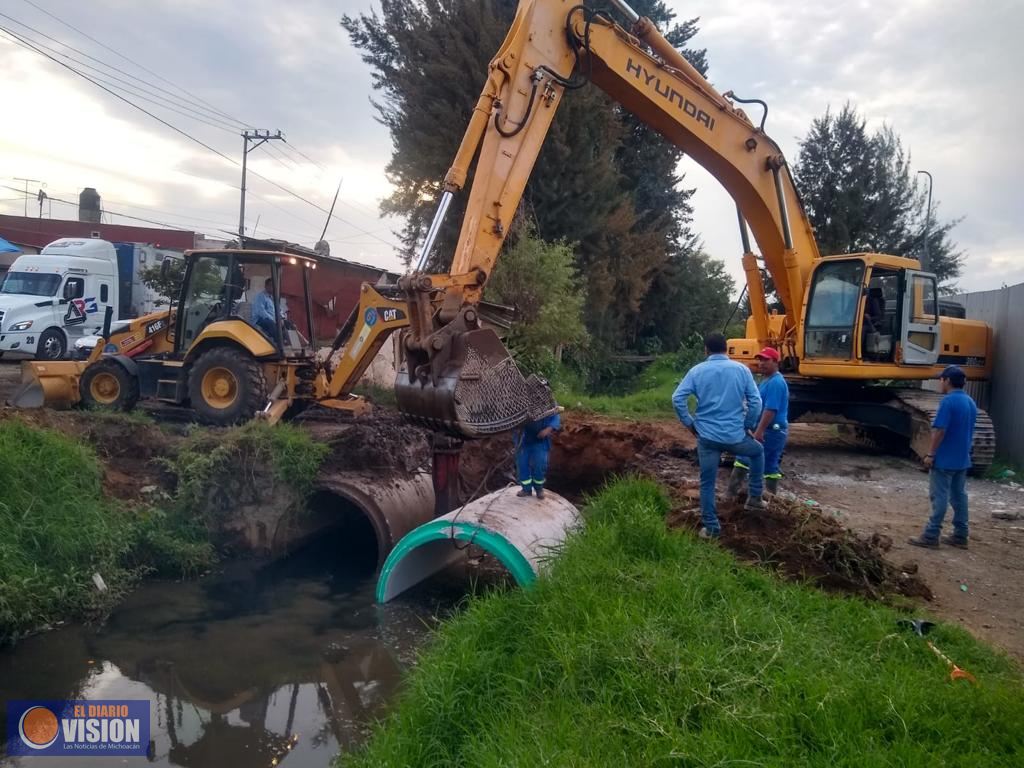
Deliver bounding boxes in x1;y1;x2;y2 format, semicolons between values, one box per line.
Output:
727;347;789;497
515;399;561;500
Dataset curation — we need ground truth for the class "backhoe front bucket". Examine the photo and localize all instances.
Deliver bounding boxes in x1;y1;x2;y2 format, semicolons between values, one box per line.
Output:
8;361;87;409
395;328;556;438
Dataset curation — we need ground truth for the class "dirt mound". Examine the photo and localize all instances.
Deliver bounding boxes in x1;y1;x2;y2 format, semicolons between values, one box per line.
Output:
460;415;695;500
460;412;929;602
665;488;932;601
312;410;431;475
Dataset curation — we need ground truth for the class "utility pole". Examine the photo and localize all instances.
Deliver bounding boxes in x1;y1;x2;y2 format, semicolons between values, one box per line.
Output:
239;129;284;245
13;177;41;217
917;170;933;273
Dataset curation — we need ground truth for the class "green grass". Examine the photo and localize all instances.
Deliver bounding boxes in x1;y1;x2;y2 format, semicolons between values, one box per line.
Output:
343;478;1023;767
984;457;1020;483
558;355;690;419
168;421;329;517
0;420;212;644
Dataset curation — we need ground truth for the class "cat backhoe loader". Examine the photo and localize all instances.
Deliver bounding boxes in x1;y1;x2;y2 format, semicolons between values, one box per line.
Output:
10;249;416;426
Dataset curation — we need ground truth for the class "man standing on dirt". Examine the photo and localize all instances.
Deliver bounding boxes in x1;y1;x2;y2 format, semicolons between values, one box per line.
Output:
909;365;977;549
728;348;790;497
672;333;765;539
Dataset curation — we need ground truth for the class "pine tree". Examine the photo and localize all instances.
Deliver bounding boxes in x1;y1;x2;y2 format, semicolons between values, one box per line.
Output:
793;104;964;286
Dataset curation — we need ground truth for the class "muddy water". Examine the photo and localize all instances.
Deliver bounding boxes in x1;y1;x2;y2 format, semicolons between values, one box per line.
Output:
0;530;457;768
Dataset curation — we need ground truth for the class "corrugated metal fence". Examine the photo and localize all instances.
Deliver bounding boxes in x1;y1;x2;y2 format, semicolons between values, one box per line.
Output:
946;282;1024;465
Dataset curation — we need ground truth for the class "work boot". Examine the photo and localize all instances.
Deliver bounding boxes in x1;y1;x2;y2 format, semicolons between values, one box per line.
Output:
725;466;749;500
765;477;779;495
941;534;968;549
744;495;765;512
516;487;532;498
535;487;546;500
907;535;939;549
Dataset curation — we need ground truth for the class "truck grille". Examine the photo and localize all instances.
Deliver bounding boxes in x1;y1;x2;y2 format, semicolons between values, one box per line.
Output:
0;309;5;331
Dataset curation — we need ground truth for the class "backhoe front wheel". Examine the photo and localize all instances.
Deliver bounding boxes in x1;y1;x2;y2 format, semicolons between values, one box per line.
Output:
188;347;267;426
80;359;140;411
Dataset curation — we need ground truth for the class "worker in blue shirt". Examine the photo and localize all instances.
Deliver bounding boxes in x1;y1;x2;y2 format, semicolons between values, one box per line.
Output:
909;365;978;549
252;278;282;342
672;333;765;539
728;347;790;497
515;401;561;500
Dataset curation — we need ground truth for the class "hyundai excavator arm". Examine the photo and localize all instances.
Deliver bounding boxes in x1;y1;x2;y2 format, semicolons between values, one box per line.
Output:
393;0;820;434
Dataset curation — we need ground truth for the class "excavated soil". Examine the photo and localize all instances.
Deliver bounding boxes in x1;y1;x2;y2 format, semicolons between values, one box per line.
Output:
460;413;930;601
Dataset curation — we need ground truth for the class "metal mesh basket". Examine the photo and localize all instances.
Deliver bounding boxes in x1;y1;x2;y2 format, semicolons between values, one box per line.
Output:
453;348;557;435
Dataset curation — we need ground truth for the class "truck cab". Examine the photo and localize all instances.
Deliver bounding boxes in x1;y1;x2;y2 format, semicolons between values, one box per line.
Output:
0;239;118;360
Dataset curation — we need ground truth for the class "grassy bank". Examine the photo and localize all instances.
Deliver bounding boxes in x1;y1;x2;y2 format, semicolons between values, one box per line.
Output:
344;479;1023;766
558;354;690;419
0;419;213;643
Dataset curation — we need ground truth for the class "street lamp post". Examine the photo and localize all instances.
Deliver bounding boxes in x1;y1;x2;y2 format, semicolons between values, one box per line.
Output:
917;170;933;272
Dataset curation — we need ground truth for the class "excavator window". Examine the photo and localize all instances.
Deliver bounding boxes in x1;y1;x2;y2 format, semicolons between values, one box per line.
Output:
863;269;899;362
804;260;865;360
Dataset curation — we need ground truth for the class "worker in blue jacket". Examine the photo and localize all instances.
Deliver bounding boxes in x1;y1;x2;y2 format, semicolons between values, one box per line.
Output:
515;407;561;500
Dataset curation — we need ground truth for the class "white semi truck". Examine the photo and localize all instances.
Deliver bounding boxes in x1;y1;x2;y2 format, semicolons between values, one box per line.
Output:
0;238;179;360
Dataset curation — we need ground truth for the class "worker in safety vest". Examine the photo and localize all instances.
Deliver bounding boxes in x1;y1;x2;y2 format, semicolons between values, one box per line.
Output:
727;347;789;497
515;394;561;500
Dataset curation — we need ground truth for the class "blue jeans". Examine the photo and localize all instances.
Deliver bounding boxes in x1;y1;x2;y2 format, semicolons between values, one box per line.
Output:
924;468;969;540
763;428;788;478
517;443;550;493
697;435;764;535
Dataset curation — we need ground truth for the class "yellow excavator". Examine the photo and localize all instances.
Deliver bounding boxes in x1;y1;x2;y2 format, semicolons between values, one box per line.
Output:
386;0;995;466
14;0;996;467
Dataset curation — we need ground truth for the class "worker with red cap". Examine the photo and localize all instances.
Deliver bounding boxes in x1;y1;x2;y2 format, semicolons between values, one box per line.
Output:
728;347;789;497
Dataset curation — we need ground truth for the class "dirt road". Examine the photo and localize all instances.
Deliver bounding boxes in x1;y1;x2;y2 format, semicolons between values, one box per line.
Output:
782;424;1024;661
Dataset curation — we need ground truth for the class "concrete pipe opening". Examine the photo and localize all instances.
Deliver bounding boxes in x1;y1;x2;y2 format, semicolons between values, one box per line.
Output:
271;471;435;567
377;486;581;603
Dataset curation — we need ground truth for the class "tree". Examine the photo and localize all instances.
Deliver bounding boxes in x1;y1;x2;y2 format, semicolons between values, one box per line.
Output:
485;225;587;375
139;258;185;305
341;0;730;350
793;104;964;286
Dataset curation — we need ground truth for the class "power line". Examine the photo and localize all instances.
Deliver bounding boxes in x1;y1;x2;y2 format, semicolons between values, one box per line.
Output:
1;27;400;249
17;0;251;128
0;12;247;132
0;24;239;166
2;32;241;134
16;0;336;184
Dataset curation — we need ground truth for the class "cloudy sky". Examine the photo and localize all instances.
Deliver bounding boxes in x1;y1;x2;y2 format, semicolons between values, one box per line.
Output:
1;0;1021;293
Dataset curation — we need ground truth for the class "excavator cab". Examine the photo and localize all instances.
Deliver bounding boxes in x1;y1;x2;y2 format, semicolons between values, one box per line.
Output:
801;256;942;371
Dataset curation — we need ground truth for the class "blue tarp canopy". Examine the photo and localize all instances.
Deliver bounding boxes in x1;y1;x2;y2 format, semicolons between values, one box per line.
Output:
0;235;20;254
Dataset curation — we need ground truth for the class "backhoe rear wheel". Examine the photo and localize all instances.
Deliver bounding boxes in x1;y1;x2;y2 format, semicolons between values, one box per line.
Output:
188;346;267;426
80;358;140;412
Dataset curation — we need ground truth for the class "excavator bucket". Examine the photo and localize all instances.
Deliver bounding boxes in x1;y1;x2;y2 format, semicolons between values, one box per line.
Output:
8;361;87;409
395;327;556;438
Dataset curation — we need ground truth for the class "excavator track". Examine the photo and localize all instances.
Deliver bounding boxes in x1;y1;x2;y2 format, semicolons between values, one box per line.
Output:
891;390;996;474
788;381;996;475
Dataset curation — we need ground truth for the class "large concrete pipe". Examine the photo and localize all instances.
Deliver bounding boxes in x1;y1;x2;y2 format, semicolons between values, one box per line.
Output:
272;471;435;565
376;486;581;603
